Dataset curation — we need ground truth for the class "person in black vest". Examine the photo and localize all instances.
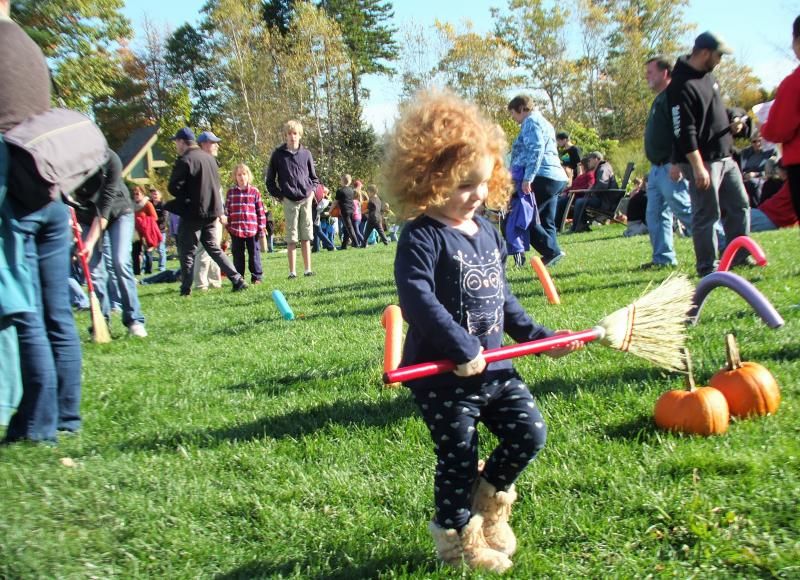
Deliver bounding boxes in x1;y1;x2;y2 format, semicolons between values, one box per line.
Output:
667;32;750;276
167;127;247;296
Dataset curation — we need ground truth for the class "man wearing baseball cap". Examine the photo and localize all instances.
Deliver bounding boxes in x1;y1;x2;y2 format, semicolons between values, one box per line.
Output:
667;31;750;277
167;127;247;295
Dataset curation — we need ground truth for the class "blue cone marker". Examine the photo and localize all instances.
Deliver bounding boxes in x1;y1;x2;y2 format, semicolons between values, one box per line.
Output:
272;289;295;320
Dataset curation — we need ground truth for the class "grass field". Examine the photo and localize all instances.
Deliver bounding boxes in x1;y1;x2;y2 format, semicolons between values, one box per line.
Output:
1;225;798;579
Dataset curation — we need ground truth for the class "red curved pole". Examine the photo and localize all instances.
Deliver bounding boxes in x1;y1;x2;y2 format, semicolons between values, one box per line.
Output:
383;327;602;384
718;236;767;272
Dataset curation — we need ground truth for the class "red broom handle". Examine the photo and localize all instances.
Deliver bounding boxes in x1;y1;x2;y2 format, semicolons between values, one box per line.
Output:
383;327;603;384
68;207;96;294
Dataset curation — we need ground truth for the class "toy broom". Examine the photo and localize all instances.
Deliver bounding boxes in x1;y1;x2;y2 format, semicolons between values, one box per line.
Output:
69;207;111;344
383;274;694;384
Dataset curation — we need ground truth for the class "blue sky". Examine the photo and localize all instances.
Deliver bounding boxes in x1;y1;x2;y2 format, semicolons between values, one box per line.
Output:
121;0;799;130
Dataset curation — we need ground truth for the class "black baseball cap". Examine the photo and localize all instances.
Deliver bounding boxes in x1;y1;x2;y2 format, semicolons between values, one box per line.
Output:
693;31;733;54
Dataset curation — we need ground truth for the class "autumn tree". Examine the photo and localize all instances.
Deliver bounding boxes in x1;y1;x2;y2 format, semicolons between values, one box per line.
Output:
714;57;768;112
11;0;132;110
433;21;520;121
492;0;572;124
599;0;692;140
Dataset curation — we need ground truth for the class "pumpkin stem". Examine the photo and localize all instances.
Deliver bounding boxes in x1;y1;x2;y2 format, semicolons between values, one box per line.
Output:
724;333;743;370
683;348;696;392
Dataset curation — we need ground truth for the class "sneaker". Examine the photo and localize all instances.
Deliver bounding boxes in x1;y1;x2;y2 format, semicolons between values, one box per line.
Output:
288;272;297;279
180;288;192;297
640;261;675;270
232;279;248;292
304;271;315;277
542;252;566;267
128;322;148;338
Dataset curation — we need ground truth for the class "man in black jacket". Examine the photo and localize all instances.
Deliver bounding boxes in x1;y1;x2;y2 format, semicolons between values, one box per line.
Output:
668;31;750;277
167;127;246;296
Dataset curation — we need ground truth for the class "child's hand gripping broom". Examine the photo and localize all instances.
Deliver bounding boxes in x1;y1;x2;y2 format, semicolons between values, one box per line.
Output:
383;274;694;384
69;207;111;344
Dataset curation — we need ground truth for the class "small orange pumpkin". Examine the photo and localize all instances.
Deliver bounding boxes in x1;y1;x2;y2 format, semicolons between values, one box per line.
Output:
710;334;781;418
654;350;729;436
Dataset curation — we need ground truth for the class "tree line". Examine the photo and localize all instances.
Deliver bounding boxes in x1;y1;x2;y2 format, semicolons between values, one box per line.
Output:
13;0;770;189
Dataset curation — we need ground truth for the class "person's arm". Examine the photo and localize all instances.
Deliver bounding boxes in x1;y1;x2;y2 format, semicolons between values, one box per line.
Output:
520;117;546;193
760;74;800;144
168;156;190;199
254;188;266;233
394;225;482;366
265;153;281;199
81;215;109;261
307;152;321;191
145;201;157;219
686;149;710;190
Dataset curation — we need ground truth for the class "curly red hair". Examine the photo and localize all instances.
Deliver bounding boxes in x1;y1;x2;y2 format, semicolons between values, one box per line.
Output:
383;90;512;219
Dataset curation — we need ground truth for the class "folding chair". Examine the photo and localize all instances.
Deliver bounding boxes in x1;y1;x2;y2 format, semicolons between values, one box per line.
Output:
583;162;635;226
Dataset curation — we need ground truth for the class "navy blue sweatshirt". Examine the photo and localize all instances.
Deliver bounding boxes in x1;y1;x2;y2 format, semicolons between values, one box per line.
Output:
667;56;734;163
265;144;320;202
395;215;554;389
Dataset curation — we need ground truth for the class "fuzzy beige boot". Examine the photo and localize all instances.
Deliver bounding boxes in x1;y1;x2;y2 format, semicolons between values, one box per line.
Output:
471;478;518;556
428;514;513;573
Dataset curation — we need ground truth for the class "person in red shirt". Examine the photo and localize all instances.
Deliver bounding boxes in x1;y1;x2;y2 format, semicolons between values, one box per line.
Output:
132;186;162;275
555;157;595;229
750;180;798;232
760;16;800;227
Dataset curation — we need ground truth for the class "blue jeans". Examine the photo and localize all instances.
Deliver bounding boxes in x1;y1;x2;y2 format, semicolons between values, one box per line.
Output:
529;176;567;260
749;208;777;232
646;164;693;265
84;212;145;326
6;197;82;442
102;231;122;311
156;237;167;271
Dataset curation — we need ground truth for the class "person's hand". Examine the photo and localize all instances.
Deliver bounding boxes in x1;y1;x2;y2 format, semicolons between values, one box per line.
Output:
454;348;486;377
521;180;532;194
79;239;96;262
668;164;683;182
544;330;585;359
219;215;228;226
693;165;711;190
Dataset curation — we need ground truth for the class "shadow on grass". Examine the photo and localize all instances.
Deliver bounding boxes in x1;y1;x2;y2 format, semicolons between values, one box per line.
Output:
535;366;667;398
748;342;800;362
121;392;418;452
513;278;648;301
603;414;659;442
216;550;434;580
225;361;377;390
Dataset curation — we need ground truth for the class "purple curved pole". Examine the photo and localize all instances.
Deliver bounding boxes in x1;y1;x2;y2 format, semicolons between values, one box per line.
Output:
689;271;784;328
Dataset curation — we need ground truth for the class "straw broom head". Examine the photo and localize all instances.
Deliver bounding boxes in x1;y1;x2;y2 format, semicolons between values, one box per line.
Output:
596;274;694;372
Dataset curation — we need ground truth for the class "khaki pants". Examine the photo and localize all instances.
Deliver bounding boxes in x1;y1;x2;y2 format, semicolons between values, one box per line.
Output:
193;219;223;289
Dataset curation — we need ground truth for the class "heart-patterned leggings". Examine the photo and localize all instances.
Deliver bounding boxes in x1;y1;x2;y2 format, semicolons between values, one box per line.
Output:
411;370;547;532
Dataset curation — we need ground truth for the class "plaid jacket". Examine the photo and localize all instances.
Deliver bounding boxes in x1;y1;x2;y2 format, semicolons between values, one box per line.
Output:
225;184;266;238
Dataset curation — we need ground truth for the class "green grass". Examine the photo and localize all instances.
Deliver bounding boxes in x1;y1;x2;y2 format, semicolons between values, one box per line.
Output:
2;226;799;579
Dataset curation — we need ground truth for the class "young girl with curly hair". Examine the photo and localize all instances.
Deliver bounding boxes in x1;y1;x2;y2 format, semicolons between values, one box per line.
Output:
386;91;582;573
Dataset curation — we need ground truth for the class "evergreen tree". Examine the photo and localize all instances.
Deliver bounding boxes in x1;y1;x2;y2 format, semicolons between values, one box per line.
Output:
319;0;399;108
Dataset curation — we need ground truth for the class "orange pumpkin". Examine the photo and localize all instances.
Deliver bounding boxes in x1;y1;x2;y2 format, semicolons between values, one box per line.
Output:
654;350;729;436
710;334;781;418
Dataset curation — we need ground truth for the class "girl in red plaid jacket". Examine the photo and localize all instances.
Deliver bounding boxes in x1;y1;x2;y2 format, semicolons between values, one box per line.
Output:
225;163;267;284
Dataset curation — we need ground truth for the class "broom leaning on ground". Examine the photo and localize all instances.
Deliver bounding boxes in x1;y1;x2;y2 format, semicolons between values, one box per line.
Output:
69;207;111;344
384;274;694;383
